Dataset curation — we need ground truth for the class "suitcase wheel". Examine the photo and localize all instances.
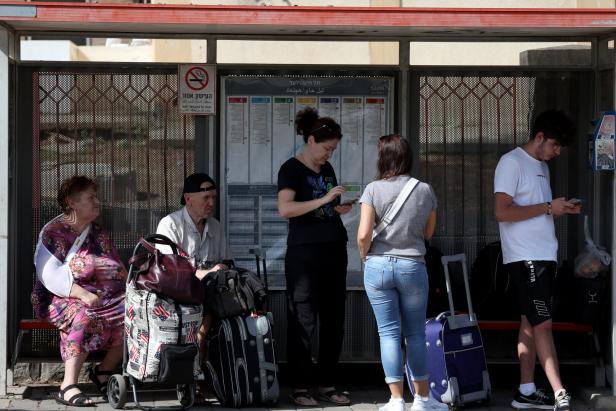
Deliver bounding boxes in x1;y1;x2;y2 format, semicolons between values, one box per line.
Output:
107;374;128;409
177;383;196;408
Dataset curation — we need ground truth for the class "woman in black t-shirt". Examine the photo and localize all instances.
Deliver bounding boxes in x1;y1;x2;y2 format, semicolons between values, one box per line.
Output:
277;107;352;407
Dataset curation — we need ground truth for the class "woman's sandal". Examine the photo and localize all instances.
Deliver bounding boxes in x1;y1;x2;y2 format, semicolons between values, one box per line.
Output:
55;384;94;407
87;364;114;398
318;389;351;406
289;391;319;406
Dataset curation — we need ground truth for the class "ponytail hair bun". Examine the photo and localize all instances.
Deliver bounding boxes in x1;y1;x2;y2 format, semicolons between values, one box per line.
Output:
295;107;342;144
295;107;320;137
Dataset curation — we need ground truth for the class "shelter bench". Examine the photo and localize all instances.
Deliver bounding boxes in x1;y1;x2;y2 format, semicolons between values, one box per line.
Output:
8;319;605;387
478;320;605;387
8;319;103;386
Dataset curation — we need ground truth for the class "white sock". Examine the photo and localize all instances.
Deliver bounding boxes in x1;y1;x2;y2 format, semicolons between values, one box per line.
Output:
417;395;430;401
390;397;404;403
555;389;567;398
519;383;536;396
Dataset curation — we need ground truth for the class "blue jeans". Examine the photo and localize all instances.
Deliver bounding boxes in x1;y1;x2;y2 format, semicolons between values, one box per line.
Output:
364;255;429;383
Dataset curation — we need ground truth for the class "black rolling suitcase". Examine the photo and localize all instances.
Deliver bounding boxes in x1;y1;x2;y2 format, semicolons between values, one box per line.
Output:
205;248;279;407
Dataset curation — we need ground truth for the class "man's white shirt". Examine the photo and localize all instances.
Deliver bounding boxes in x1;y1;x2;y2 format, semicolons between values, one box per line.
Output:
156;207;231;262
494;147;557;264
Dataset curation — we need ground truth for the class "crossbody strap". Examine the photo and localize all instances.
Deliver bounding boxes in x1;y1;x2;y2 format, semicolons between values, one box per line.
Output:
372;177;419;240
66;223;90;264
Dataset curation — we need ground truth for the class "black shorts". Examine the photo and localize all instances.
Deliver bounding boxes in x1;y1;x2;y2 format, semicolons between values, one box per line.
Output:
506;260;557;326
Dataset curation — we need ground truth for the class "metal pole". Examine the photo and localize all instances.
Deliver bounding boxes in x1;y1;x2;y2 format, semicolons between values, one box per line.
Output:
0;26;12;396
398;40;409;135
612;156;616;396
398;40;417;174
195;37;217;176
612;38;616;396
206;37;217;179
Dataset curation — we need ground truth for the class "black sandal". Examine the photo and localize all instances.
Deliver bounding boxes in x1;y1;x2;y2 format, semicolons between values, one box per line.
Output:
290;391;318;406
318;389;351;406
194;380;209;405
55;384;94;407
88;364;114;397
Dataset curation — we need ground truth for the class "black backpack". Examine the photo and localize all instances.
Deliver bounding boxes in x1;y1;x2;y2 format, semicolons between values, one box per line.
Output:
553;260;608;325
470;241;518;320
202;268;267;319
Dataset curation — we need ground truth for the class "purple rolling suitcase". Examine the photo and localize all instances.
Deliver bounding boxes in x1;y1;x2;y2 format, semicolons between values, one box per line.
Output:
407;253;491;406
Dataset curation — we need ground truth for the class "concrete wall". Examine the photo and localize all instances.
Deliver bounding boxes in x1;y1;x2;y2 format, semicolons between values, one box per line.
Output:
20;40;79;62
77;43;154;62
409;42;591;66
21;38;593;67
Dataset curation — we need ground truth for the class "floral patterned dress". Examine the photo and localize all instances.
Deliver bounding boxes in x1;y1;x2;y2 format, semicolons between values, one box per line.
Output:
31;216;127;361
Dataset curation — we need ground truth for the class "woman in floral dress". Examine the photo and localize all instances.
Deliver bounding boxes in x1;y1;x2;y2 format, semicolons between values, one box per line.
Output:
32;176;126;407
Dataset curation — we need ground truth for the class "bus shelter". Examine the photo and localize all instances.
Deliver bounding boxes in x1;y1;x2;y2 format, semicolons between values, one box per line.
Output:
0;2;615;397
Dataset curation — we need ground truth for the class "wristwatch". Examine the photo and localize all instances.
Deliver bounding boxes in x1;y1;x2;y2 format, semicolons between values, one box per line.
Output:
546;201;552;215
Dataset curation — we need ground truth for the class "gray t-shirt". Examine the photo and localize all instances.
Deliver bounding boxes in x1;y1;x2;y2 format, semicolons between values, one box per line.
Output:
359;175;437;261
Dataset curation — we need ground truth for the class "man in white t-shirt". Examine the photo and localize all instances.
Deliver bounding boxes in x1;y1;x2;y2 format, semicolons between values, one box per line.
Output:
494;110;580;411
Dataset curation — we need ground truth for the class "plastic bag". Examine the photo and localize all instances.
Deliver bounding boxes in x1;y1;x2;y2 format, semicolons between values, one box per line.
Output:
574;215;612;279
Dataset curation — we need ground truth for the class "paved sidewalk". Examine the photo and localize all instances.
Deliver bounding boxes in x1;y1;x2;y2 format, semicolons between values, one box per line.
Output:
0;385;593;411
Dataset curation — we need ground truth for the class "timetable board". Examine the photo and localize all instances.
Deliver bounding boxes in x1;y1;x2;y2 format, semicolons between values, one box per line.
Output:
220;76;394;284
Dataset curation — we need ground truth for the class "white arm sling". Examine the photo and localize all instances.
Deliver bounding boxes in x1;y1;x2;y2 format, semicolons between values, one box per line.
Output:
372;178;419;240
34;215;90;297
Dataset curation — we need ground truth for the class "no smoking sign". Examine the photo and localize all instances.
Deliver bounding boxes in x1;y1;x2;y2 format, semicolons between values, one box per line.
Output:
185;67;209;91
178;64;216;115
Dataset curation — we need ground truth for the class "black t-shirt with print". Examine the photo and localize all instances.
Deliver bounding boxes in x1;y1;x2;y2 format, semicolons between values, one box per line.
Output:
277;157;348;246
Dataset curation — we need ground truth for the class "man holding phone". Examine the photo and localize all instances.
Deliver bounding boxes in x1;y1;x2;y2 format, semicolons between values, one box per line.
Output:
494;110;581;411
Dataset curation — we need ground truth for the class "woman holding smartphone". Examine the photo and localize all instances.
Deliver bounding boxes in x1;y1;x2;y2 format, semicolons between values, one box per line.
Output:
277;107;352;407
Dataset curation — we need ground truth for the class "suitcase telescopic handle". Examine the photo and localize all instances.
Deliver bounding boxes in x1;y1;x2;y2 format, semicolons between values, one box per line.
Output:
249;247;268;294
249;247;270;313
440;253;476;323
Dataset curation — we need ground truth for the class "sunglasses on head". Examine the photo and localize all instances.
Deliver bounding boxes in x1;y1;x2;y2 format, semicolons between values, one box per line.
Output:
309;124;342;138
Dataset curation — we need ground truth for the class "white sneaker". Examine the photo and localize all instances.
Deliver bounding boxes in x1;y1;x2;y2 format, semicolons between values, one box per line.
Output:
411;395;449;411
379;398;406;411
554;390;572;411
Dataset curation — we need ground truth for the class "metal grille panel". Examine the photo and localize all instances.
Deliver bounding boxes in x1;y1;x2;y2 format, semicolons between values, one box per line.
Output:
29;69;194;357
419;75;535;264
417;72;585;270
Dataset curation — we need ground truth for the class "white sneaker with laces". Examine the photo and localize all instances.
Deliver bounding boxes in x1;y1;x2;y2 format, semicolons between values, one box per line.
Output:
379;398;406;411
554;390;572;411
411;395;449;411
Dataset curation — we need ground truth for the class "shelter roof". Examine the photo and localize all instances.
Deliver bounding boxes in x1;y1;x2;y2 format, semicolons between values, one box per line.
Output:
0;2;616;39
